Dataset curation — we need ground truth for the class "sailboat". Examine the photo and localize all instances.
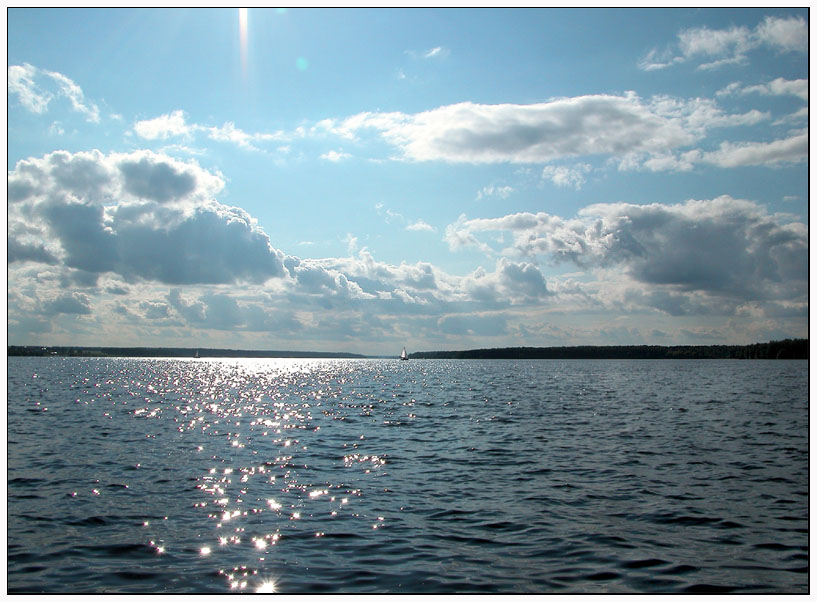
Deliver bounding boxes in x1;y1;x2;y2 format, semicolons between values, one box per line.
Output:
400;347;409;361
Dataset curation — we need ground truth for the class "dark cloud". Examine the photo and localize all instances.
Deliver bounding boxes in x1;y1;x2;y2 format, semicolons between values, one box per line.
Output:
499;260;550;299
59;269;101;289
9;150;285;286
437;313;508;336
139;301;170;320
449;196;807;305
115;207;285;284
43;292;91;315
43;201;119;273
118;156;197;203
167;289;206;323
8;238;59;265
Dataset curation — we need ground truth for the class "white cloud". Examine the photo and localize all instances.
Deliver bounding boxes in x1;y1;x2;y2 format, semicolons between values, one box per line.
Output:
206;121;286;150
627;130;807;171
541;164;591;189
699;131;807;168
755;14;808;53
8;63;99;121
134;111;287;152
134;110;192;140
42;68;100;122
321;149;351;162
334;94;704;164
324;94;770;170
718;77;808;102
8;63;52;113
406;219;436;232
640;14;807;71
423;46;448;59
476;185;514;200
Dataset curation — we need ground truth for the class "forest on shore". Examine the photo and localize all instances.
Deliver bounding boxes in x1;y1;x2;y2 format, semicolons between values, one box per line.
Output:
6;346;365;359
410;339;808;360
7;339;807;360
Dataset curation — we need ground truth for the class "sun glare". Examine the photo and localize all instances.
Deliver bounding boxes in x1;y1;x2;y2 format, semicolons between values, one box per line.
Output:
239;8;248;76
256;579;277;593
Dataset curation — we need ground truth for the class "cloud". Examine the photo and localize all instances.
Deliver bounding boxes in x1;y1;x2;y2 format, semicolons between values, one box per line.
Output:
717;77;808;102
321;149;351;162
8;63;52;113
8;238;59;265
698;131;807;168
43;292;92;315
8;63;99;121
139;301;170;320
406;219;435;232
323;93;769;167
134;110;192;140
119;155;198;202
206;121;286;150
640;15;807;71
133;111;286;151
437;313;507;337
423;46;449;59
755;14;809;52
42;68;100;122
445;195;807;304
541;163;592;189
476;185;514;200
8;149;285;285
621;129;806;172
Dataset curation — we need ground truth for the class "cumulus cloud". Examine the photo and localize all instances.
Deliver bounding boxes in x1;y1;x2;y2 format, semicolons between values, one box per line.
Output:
7;149;284;285
8;238;59;265
321;149;351;162
8;63;99;121
640;15;807;71
717;77;808;101
699;131;807;168
133;110;192;140
42;292;92;315
445;195;807;304
319;93;770;168
621;129;806;172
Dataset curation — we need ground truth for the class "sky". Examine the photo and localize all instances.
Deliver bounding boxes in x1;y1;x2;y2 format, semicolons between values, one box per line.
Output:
6;8;810;355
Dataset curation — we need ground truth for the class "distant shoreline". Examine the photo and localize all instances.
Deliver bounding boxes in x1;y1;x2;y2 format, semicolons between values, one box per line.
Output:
411;339;807;360
7;339;807;360
6;346;367;359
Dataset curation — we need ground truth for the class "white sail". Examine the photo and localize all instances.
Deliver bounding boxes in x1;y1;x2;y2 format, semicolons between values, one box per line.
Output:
400;346;408;360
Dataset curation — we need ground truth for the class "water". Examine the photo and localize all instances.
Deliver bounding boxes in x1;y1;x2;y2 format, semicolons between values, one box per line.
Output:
7;357;808;593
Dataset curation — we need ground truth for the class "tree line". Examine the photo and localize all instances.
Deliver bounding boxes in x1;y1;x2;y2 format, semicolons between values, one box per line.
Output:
6;346;365;359
409;339;808;360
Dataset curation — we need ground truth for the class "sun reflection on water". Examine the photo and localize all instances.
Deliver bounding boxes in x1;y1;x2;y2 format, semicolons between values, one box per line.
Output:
118;358;399;591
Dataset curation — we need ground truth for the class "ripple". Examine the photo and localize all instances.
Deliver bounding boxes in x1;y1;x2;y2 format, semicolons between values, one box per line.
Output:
7;357;808;594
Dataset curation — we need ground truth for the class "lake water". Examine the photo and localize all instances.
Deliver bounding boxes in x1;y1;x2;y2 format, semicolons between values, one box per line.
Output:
7;357;809;593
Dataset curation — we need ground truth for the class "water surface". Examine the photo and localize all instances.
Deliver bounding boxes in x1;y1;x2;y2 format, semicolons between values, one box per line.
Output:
7;357;808;593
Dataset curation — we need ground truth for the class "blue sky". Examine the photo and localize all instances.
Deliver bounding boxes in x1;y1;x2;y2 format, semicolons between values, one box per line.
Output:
7;8;809;354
